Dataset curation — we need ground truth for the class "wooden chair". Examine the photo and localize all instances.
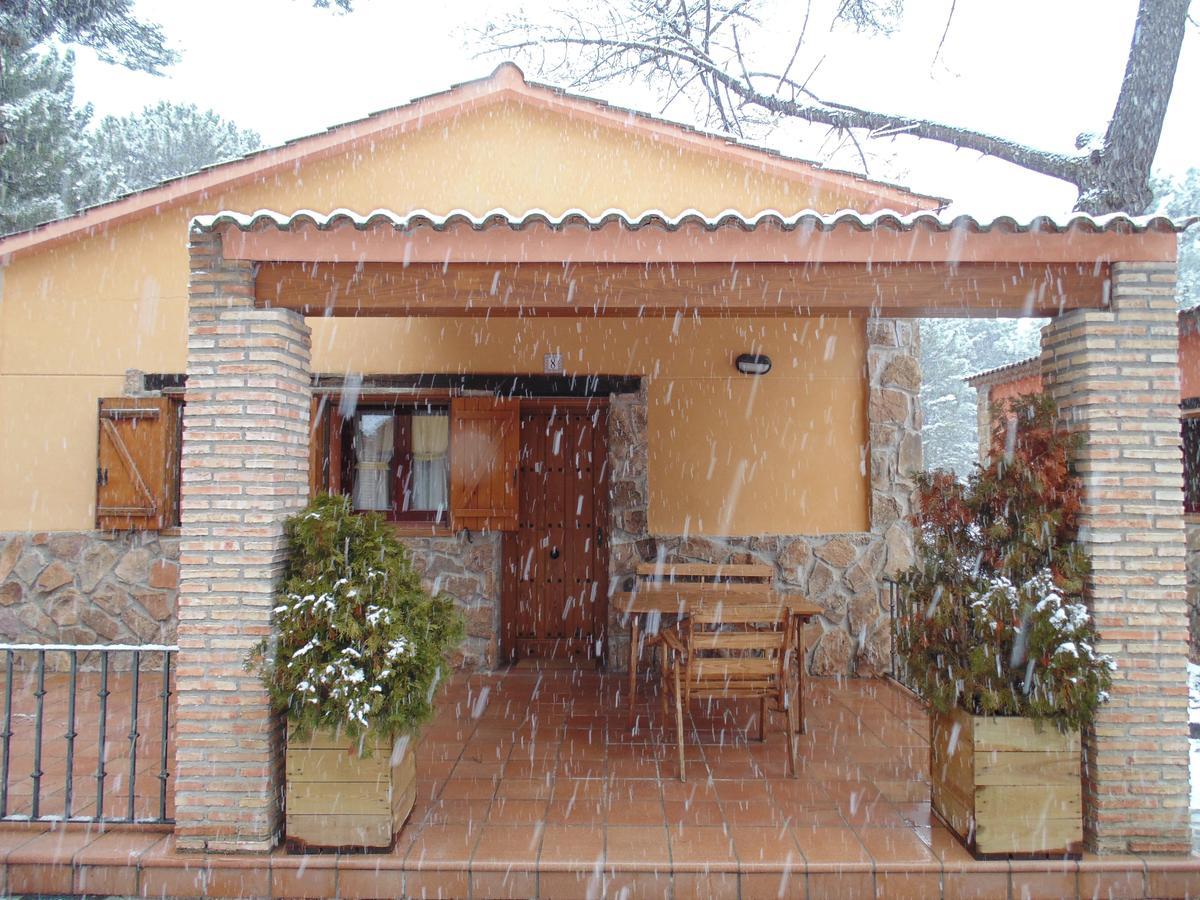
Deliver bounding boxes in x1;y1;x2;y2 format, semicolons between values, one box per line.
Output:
634;562;772;687
659;603;798;781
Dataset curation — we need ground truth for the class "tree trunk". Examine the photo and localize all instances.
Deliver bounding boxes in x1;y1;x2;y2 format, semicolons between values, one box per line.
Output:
1073;0;1190;214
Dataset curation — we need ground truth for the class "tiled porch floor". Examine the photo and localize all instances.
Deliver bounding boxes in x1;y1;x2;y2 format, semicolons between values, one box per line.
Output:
0;669;1197;898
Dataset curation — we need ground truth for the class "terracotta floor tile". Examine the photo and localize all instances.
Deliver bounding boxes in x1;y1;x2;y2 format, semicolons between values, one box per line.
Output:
545;795;608;825
943;868;1011;900
740;869;807;899
1008;864;1078;900
673;870;738;899
471;868;539;899
663;798;726;828
403;868;471;899
472;823;543;868
1077;861;1146;900
539;868;606;899
438;777;498;801
335;864;406;900
793;825;873;865
721;799;789;827
489;796;549;824
540;824;605;869
607;797;667;826
728;824;804;872
805;867;876;899
422;797;493;825
75;862;141;897
1144;863;1200;900
605;824;671;870
668;824;738;872
607;778;664;803
270;856;338;899
606;869;673;899
404;822;483;868
855;826;937;864
875;867;943;900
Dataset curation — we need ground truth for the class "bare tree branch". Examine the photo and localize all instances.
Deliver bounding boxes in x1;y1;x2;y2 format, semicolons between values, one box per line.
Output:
474;0;1190;213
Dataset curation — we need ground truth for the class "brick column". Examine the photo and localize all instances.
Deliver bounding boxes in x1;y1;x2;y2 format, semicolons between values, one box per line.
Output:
175;229;311;852
1041;261;1191;854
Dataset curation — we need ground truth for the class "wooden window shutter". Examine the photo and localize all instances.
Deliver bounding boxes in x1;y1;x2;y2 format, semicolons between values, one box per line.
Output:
309;395;331;497
450;396;519;531
96;397;180;531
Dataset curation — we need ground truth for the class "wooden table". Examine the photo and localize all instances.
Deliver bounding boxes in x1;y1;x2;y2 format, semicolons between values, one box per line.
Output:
613;588;822;733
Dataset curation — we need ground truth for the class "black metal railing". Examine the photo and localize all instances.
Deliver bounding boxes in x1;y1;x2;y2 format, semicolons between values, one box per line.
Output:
883;578;918;695
0;643;176;824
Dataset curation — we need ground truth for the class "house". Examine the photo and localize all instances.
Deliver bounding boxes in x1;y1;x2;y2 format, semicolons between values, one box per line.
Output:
0;63;1193;869
966;307;1200;663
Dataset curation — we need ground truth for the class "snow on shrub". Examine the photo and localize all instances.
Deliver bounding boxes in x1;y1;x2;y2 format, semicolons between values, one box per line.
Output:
896;394;1113;731
251;494;463;742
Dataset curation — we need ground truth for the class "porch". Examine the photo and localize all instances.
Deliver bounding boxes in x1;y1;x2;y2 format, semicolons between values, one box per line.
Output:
0;669;1196;898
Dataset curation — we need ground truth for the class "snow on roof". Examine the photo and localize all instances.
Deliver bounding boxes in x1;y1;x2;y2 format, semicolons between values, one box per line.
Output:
963;356;1042;388
192;206;1198;235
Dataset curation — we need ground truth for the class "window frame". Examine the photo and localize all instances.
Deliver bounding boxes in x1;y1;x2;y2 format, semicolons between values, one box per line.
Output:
338;396;451;525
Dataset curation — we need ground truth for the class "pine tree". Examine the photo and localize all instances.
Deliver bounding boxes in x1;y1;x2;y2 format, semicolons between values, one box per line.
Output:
0;42;91;234
77;102;262;209
919;318;1042;474
1152;168;1200;310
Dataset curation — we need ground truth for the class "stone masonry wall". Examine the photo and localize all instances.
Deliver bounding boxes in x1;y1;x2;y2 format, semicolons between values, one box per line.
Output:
0;531;178;660
606;318;922;675
1041;261;1191;855
403;533;501;669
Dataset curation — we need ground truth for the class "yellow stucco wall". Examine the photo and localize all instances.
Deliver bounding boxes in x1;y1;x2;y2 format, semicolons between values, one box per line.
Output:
0;99;870;533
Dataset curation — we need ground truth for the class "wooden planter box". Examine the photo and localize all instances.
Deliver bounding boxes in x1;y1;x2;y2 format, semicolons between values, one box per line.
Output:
930;707;1082;858
285;723;417;852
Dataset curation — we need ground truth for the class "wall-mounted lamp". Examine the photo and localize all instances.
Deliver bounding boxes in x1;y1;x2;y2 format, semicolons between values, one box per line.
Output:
735;353;772;376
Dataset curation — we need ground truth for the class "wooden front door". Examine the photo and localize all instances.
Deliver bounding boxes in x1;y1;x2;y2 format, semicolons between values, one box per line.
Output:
501;405;609;663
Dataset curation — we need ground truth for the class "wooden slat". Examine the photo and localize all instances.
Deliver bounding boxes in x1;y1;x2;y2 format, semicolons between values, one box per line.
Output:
637;581;771;595
974;814;1083;856
690;604;791;625
613;590;821;618
286;813;393;849
973;750;1079;786
973;716;1081;753
635;562;774;580
255;261;1110;318
96;397;178;531
691;632;785;651
692;658;778;679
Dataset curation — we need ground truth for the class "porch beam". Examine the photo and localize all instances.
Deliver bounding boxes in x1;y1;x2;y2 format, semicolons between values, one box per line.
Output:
254;261;1108;318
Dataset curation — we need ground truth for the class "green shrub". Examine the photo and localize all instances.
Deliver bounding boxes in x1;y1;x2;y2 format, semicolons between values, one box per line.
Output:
896;394;1113;731
252;494;464;742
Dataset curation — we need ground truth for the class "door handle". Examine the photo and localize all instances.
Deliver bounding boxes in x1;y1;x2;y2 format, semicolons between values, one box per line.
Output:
550;547;560;560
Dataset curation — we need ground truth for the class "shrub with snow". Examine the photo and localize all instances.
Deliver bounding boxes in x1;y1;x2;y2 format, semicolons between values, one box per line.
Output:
896;394;1113;731
252;494;463;743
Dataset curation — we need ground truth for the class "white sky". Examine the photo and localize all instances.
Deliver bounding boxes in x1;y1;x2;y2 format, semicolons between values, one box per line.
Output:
70;0;1200;218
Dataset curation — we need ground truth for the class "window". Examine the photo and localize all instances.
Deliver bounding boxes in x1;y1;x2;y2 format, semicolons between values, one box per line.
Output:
344;404;450;523
1184;414;1200;515
312;393;520;531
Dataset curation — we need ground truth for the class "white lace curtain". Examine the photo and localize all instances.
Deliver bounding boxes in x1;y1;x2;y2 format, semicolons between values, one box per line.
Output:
352;414;394;511
410;412;449;513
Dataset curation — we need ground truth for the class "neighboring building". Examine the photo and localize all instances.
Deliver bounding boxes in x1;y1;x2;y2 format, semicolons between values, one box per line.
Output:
966;307;1200;662
0;64;1192;855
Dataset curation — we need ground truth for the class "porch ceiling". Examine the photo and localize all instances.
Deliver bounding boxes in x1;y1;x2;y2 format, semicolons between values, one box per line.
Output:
198;207;1192;318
